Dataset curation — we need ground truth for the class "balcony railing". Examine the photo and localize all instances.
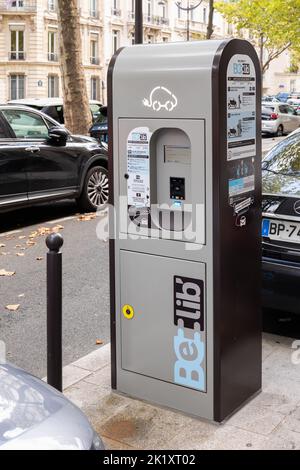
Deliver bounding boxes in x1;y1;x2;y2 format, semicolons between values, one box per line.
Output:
144;14;170;27
48;52;58;62
127;12;169;27
112;8;122;17
90;57;100;65
9;51;26;60
0;1;37;13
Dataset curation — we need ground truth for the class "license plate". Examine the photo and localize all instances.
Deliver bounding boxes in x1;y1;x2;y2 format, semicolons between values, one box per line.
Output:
262;218;300;244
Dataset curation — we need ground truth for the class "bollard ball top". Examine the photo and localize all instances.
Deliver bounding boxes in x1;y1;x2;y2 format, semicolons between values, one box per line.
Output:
46;233;64;253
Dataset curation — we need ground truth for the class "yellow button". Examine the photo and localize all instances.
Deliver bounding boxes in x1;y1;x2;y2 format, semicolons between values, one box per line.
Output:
122;304;134;320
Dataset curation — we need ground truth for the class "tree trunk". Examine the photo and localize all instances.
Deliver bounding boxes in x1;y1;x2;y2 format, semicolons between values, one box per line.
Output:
259;33;264;75
57;0;92;134
206;0;214;39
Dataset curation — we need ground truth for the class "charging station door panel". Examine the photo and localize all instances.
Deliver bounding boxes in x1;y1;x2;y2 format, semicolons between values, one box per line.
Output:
120;250;207;391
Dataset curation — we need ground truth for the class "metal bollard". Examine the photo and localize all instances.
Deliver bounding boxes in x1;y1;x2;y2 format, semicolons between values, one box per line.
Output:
46;233;64;392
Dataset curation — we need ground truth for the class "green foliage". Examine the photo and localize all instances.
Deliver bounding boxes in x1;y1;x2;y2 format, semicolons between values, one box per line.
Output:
216;0;300;73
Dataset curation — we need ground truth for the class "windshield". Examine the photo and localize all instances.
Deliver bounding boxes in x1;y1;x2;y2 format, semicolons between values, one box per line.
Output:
263;132;300;175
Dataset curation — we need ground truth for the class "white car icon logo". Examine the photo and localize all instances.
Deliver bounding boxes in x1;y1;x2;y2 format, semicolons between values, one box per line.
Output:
143;86;178;112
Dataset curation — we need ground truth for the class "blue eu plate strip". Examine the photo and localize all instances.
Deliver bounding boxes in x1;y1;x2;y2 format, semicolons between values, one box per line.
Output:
262;219;270;237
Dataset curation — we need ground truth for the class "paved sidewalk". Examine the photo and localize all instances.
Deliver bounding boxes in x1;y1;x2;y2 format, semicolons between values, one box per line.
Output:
63;334;300;450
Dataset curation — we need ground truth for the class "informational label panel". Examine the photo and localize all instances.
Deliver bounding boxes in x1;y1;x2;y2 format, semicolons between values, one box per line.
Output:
227;55;256;213
227;55;256;162
127;127;152;208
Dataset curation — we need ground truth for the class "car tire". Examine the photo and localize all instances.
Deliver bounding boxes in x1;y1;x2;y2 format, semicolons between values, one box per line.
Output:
77;165;109;212
275;125;284;137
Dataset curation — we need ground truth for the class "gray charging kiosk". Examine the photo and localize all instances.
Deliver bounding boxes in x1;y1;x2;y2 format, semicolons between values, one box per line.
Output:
108;39;262;422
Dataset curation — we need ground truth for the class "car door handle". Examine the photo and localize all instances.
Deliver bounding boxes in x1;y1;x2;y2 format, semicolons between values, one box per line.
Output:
25;146;40;154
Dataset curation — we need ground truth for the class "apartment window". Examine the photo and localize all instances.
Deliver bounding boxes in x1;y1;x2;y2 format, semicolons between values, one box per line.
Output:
91;77;100;100
48;31;57;61
147;35;154;44
10;75;25;100
147;0;152;20
48;75;59;98
290;80;296;93
203;7;207;24
162;36;168;43
177;5;181;19
112;0;120;16
131;32;135;45
48;0;56;11
227;23;233;35
112;30;119;54
90;0;98;17
90;38;99;65
10;29;25;60
11;1;24;8
162;2;167;18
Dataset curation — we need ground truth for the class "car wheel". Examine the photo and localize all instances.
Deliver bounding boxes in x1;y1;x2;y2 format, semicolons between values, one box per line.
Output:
77;166;109;212
276;125;284;137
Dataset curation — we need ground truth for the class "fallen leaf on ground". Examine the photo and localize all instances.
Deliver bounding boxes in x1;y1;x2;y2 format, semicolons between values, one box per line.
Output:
18;294;25;298
78;214;96;222
6;304;20;312
16;253;25;257
52;225;64;233
0;244;5;248
15;245;22;248
0;252;9;256
96;339;103;345
0;269;15;277
18;236;26;240
26;241;36;246
36;257;43;261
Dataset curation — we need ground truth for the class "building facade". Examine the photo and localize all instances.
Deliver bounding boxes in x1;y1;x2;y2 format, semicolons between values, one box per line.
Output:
0;0;296;104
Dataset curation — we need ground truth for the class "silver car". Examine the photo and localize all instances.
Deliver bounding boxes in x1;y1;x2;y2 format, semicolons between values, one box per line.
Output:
262;102;300;136
0;362;104;450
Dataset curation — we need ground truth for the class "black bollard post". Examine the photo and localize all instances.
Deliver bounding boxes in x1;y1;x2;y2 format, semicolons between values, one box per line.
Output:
46;233;64;392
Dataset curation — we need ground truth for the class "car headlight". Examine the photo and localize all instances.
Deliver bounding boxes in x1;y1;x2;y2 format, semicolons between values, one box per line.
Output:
90;432;105;451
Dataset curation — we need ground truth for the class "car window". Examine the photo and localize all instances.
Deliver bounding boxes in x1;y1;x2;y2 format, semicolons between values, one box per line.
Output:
263;132;300;175
279;105;288;114
262;106;274;114
287;106;296;115
1;109;49;139
0;117;9;138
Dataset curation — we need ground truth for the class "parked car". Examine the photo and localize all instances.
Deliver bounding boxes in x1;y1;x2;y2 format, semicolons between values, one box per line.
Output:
0;361;104;450
262;131;300;315
0;105;108;213
287;98;300;115
262;102;300;136
90;105;108;144
275;92;290;103
7;98;102;124
262;95;280;103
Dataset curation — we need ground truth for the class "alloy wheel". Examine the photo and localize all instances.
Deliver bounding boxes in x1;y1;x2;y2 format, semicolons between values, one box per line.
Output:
87;169;109;207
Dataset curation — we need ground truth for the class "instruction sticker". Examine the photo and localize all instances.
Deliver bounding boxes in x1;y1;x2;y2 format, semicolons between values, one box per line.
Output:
227;55;256;162
127;127;152;208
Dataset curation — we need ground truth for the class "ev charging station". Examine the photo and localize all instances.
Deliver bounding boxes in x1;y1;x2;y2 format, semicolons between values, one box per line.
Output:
108;38;262;422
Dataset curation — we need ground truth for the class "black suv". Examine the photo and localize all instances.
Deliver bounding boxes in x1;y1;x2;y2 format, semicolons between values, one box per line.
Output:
0;106;108;213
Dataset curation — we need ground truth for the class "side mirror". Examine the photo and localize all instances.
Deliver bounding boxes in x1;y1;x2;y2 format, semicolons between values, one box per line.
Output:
48;126;69;146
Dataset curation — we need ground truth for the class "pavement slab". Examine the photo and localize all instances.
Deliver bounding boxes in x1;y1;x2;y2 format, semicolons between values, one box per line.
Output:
62;334;300;450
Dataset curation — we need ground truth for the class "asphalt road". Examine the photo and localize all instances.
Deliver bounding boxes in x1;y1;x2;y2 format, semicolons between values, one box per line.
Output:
0;200;110;378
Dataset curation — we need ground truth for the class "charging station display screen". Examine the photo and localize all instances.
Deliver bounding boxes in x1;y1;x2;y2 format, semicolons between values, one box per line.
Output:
164;145;191;164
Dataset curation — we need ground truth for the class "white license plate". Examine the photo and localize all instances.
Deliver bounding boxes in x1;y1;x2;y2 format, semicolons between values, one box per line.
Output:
262;218;300;244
